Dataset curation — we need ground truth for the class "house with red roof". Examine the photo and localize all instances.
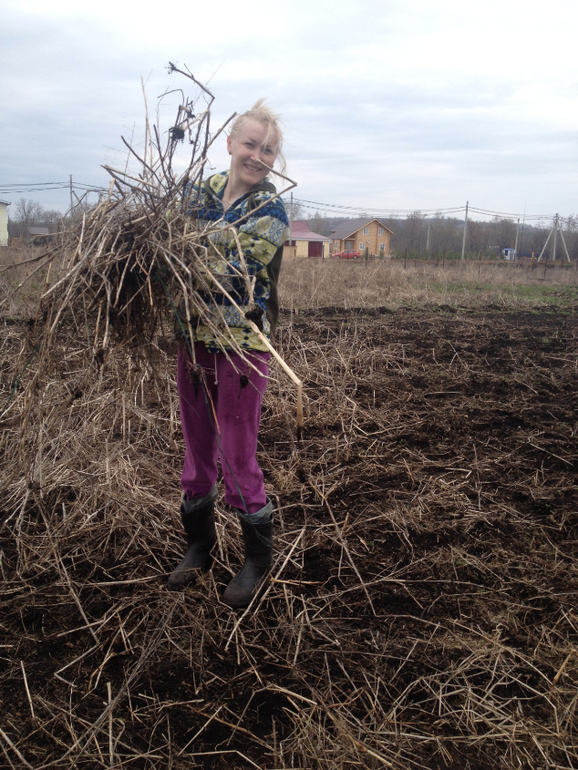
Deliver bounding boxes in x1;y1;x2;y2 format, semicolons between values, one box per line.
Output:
330;218;393;257
284;220;331;259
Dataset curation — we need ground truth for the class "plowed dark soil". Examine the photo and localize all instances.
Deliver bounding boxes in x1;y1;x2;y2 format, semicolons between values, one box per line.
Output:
1;307;577;769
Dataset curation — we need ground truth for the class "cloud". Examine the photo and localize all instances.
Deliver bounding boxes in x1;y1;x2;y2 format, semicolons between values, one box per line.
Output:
1;0;578;216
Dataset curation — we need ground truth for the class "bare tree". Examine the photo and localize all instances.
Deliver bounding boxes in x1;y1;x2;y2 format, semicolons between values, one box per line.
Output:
404;210;426;253
8;199;65;238
39;209;65;230
8;199;44;238
14;198;44;227
283;198;303;222
561;215;578;259
306;211;332;237
427;214;461;255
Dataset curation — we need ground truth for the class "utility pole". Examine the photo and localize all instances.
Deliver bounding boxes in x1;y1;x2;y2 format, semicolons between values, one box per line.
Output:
558;216;572;262
552;213;558;262
288;192;295;257
69;175;74;216
461;201;469;261
537;214;570;263
514;218;520;258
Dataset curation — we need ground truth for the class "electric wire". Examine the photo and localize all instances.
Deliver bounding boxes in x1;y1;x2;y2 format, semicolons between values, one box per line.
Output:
1;182;569;223
289;198;566;223
0;182;108;196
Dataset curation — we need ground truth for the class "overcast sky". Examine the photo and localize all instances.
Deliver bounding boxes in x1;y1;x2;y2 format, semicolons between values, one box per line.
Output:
1;0;577;223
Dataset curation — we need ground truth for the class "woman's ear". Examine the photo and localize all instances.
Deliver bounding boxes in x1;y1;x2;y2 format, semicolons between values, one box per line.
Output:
226;134;232;155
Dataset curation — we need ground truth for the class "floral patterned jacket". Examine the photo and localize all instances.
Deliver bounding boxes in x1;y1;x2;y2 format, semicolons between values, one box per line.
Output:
184;170;289;353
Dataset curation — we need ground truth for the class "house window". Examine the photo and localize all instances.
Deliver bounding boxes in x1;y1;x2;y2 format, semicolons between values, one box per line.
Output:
363;227;369;235
359;242;365;250
284;239;296;247
379;243;385;252
378;228;384;236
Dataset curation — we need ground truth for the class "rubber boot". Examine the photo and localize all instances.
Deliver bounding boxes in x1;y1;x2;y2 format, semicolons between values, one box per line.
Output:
168;486;218;589
223;501;274;608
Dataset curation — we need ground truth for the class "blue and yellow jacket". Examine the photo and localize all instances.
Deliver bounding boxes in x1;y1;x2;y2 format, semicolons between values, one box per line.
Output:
184;170;289;353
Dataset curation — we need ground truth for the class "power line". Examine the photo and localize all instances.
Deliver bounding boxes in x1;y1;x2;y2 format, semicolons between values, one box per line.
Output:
469;205;520;218
291;197;465;217
1;182;567;224
469;205;553;221
289;197;563;222
0;184;69;195
0;182;69;187
0;181;107;195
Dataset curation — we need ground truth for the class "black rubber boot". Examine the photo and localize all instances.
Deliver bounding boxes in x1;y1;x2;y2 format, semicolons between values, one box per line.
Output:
223;501;273;608
168;486;218;589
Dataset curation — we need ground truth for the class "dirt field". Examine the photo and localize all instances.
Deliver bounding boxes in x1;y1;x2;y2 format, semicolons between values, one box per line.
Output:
1;303;577;768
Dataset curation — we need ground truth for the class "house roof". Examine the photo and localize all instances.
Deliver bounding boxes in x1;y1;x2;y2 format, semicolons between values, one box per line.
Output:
27;226;50;235
0;200;11;206
290;220;331;242
330;218;393;240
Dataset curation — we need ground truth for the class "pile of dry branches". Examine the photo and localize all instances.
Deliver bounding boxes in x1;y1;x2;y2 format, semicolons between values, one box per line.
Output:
11;64;295;372
0;64;302;493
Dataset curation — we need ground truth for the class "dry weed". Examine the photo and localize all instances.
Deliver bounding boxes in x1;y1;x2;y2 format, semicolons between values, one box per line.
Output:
3;299;577;768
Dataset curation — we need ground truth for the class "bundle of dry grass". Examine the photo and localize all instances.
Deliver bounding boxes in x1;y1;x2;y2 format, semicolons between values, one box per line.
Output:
1;65;302;462
15;65;295;367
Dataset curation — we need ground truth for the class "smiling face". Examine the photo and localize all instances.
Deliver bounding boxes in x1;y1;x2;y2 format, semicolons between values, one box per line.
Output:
226;118;278;196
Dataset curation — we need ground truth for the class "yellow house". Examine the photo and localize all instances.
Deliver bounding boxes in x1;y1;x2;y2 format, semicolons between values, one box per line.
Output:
0;200;10;246
330;218;393;257
283;220;331;259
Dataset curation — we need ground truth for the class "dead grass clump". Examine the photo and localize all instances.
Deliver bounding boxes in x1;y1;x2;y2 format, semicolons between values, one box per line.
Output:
0;245;56;318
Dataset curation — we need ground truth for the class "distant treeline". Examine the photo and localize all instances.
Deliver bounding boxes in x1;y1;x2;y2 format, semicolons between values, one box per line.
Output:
8;197;577;260
297;209;578;260
7;198;94;240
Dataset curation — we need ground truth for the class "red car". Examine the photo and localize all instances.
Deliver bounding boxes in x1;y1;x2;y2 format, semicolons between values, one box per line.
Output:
333;250;361;259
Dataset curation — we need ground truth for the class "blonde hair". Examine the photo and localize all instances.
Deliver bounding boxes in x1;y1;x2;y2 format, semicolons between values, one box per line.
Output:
229;99;287;175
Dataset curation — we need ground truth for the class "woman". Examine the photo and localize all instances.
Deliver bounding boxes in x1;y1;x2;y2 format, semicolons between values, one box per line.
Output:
168;100;289;609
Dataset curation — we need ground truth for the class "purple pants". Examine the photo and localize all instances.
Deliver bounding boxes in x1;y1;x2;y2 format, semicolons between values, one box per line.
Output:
177;342;270;514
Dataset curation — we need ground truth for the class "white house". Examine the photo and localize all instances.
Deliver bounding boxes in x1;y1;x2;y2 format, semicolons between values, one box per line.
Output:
0;200;10;246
